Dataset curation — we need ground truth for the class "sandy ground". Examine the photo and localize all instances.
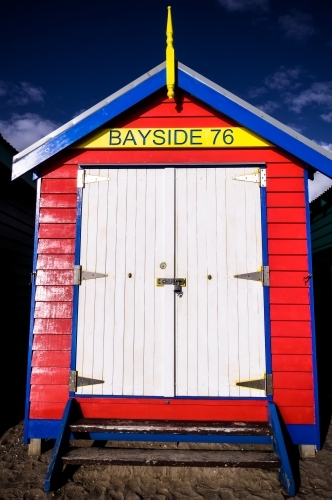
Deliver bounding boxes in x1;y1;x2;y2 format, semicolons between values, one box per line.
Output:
1;420;332;500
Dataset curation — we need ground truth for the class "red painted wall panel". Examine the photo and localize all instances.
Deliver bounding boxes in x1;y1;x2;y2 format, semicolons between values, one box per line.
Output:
267;178;305;192
39;208;76;224
270;271;309;288
276;407;314;425
33;318;73;334
36;270;73;286
271;337;312;355
39;223;76;239
28;95;315;429
270;304;311;321
273;372;314;389
273;389;314;407
30;385;68;402
268;240;307;255
35;285;73;302
38;239;75;254
64;148;294;166
270;320;311;337
268;223;307;239
42;164;78;179
272;354;312;372
269;255;308;271
267;208;306;223
34;301;73;318
31;367;70;385
37;254;74;270
41;179;77;193
40;194;77;208
32;350;70;368
269;288;310;305
29;398;268;422
32;334;71;351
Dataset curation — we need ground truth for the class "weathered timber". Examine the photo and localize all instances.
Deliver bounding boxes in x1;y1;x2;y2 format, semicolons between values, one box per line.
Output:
70;419;273;436
62;447;280;468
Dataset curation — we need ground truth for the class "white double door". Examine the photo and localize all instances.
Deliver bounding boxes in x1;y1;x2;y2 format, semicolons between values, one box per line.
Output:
76;166;266;397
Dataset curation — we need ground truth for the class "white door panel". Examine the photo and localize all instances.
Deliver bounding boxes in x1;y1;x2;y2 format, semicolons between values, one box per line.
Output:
76;166;266;397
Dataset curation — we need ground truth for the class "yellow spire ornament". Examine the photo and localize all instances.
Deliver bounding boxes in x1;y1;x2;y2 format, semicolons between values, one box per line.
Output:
166;6;175;99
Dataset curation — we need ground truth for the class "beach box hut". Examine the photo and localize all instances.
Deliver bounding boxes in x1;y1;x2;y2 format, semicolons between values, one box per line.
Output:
12;54;332;493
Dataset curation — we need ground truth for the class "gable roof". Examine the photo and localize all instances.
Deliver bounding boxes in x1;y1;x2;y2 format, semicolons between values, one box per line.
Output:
12;61;332;180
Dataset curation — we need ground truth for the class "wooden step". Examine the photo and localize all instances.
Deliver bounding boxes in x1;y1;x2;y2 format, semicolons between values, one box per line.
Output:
62;447;280;468
70;419;272;436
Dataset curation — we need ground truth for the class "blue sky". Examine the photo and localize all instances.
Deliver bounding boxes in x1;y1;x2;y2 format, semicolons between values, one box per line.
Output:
1;0;331;160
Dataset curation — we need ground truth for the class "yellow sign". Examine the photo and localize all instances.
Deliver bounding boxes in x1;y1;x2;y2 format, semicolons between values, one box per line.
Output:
76;127;272;149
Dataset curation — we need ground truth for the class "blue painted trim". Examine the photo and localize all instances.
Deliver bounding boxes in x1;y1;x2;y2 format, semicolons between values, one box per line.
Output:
268;402;296;497
44;399;78;492
286;424;318;445
69;176;83;397
304;169;321;450
24;178;41;445
260;180;272;383
14;69;166;177
28;419;61;439
178;69;332;178
28;418;319;445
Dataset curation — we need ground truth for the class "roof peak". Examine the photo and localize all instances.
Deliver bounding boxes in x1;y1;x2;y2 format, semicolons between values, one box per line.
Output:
12;61;332;180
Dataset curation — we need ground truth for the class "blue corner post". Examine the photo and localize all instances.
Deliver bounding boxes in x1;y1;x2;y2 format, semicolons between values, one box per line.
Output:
268;402;296;497
44;398;79;492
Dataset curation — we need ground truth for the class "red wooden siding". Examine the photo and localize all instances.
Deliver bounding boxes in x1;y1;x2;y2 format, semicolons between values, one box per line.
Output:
30;164;77;414
266;163;314;424
29;92;315;427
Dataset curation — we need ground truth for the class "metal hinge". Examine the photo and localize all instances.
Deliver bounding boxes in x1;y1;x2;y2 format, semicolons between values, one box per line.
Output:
236;373;273;396
73;265;107;285
77;170;110;188
69;370;105;392
156;278;186;286
234;266;269;286
233;168;266;187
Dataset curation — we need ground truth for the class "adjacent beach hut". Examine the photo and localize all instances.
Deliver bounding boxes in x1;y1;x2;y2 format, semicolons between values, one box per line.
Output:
12;9;332;494
0;134;36;434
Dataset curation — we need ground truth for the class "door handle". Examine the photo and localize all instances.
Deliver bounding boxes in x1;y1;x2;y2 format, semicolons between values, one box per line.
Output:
156;278;186;297
156;278;186;286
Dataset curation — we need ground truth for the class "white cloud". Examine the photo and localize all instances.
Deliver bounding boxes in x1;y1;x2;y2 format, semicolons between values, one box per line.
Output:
285;82;332;113
321;111;332;123
218;0;269;12
264;66;302;91
319;142;332;152
278;10;317;42
9;82;45;105
256;100;280;114
72;108;87;119
0;80;45;105
286;123;304;134
248;86;267;99
0;113;59;151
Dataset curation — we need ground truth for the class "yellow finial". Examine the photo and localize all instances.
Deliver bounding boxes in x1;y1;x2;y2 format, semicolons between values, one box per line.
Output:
166;6;175;99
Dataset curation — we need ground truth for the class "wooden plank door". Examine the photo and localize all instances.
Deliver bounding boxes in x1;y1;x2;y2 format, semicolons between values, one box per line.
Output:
76;167;169;396
76;166;266;398
175;167;266;397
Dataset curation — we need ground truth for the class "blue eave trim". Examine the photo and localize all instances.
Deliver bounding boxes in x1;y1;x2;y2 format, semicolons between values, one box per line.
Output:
13;62;332;180
304;169;321;450
12;67;166;180
178;69;332;178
